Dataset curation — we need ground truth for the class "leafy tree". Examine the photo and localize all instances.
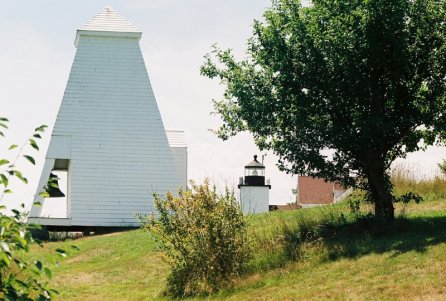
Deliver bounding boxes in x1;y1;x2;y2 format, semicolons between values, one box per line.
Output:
201;0;446;221
0;117;64;300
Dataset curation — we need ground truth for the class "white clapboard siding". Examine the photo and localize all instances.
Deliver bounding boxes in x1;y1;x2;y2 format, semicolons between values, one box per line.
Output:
30;7;185;227
166;130;188;189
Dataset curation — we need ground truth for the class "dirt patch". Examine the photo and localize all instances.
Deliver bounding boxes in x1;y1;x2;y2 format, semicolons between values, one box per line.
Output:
56;271;106;286
65;254;90;264
100;231;126;237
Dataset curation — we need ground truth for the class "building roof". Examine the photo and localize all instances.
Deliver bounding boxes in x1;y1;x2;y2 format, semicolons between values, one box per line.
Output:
297;176;335;205
166;130;187;148
79;6;140;33
245;155;265;168
75;6;142;47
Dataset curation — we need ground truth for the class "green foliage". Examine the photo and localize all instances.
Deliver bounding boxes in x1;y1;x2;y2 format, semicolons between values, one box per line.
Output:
0;118;58;300
142;180;251;297
347;197;362;215
394;191;423;204
201;0;446;221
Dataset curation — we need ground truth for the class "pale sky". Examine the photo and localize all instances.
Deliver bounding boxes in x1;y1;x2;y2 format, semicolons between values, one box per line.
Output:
0;1;444;214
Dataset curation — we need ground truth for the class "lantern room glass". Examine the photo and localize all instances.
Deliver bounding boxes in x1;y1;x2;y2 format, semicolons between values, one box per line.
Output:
245;167;265;177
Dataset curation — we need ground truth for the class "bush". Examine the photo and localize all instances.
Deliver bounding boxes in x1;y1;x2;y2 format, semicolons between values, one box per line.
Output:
142;180;251;297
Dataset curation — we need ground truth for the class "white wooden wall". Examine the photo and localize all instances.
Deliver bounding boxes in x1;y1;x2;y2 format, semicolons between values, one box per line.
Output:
31;14;184;226
169;148;187;189
166;130;187;189
239;186;270;214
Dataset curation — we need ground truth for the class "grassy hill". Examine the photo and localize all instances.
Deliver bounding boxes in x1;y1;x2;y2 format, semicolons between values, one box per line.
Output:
28;193;446;301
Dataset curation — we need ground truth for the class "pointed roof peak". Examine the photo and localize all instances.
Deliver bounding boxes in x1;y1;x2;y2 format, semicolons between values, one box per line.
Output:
79;6;140;33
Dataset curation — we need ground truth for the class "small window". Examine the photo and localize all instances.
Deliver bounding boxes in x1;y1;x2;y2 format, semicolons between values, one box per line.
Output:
53;159;69;170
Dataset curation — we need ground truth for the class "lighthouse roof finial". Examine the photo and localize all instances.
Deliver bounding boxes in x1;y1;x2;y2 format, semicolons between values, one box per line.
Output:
245;155;265;169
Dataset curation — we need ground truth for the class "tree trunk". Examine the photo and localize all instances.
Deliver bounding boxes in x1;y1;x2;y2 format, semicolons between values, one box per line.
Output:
370;182;394;222
366;159;395;222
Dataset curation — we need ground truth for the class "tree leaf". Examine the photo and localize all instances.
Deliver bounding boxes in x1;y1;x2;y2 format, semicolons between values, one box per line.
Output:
8;144;18;150
15;279;28;289
34;125;48;132
23;155;36;165
0;159;9;166
38;191;49;198
29;139;39;151
34;260;43;270
0;252;10;267
0;174;8;187
55;248;67;257
12;170;27;184
44;267;52;279
0;241;11;252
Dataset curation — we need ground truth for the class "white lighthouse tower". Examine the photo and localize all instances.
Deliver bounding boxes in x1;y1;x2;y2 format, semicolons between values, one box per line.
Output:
29;7;186;229
238;155;271;214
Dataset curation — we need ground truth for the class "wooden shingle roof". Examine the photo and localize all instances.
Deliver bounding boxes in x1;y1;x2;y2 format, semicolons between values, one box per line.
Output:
80;6;140;33
75;6;141;47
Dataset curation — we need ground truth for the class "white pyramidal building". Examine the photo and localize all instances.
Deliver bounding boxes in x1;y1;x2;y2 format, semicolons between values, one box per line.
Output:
29;7;187;229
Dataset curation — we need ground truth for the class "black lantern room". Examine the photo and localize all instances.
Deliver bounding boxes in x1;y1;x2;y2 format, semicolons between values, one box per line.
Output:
238;155;271;188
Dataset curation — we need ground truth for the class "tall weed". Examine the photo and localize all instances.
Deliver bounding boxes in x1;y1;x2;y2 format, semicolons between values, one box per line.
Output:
391;164;446;201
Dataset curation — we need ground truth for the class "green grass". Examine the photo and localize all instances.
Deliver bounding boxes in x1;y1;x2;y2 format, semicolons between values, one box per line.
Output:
196;199;446;301
27;178;446;300
27;230;170;300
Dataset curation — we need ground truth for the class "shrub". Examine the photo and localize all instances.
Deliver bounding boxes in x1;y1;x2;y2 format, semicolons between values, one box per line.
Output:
0;117;62;300
142;180;251;297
